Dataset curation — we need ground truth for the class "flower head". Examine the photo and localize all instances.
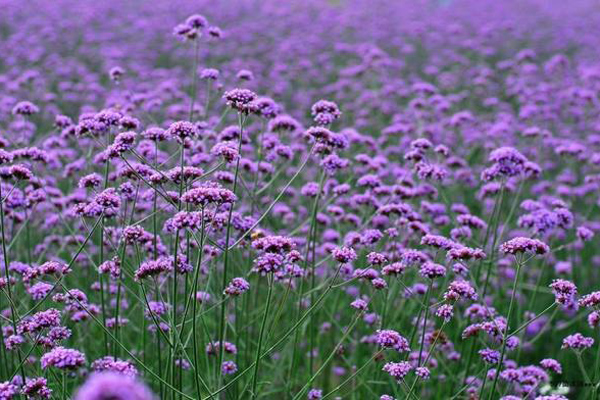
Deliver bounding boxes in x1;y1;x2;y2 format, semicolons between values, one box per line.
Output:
223;89;258;114
499;237;549;255
74;373;155;400
376;330;410;352
41;347;86;370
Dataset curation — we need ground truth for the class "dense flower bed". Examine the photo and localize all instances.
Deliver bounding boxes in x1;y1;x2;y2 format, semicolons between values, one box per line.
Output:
0;0;600;398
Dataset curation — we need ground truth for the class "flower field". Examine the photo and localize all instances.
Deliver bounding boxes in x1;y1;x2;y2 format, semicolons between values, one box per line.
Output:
0;0;600;398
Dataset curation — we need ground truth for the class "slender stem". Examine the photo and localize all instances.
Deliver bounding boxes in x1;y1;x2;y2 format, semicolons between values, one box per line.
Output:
62;371;66;399
321;351;382;400
210;264;344;397
99;217;109;355
417;280;433;366
170;135;187;398
218;113;245;373
250;127;265;215
293;311;362;400
191;209;206;399
576;351;592;387
250;274;274;399
478;369;488;400
100;139;111;355
0;183;25;383
56;282;197;399
481;183;506;299
228;144;315;250
308;171;327;376
507;302;556;338
488;255;523;399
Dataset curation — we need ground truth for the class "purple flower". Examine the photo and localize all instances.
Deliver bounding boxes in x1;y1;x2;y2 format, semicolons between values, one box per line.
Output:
482;147;528;180
223;88;258;114
181;185;237;206
134;258;172;281
253;253;284;274
0;150;13;165
221;361;238;375
141;127;170;142
382;262;408;276
577;226;594;242
539;358;562;374
211;141;240;163
420;234;457;250
165;211;203;231
499;237;549;255
320;154;349;175
79;173;103;189
74;373;155;400
350;299;368;311
200;68;220;80
224;277;250;296
331;246;357;264
0;381;18;399
311;100;341;125
382;361;412;380
40;346;86;370
436;304;454;322
8;164;33;180
94;188;121;210
206;341;237;356
561;333;594;350
236;69;254;81
367;252;387;266
444;280;477;301
268;115;301;132
479;348;501;364
419;262;446;279
98;258;121;278
12;101;39;116
92;356;138;377
579;291;600;307
21;377;52;399
109;66;124;82
447;246;486;261
27;282;54;301
371;278;387;290
166;121;199;143
415;366;431;380
376;330;410;352
549;279;577;305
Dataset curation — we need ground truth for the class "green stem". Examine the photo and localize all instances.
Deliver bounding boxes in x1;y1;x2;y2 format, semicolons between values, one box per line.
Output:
211;264;344;398
191;210;206;399
508;302;556;338
488;255;523;399
417;280;433;366
0;183;25;383
293;311;362;400
250;274;274;399
576;351;592;386
218;113;245;375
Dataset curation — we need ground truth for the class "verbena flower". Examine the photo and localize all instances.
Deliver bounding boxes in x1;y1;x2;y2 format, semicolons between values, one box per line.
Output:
41;346;86;370
561;333;594;350
382;361;412;380
499;237;549;255
74;373;155;400
376;330;410;352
